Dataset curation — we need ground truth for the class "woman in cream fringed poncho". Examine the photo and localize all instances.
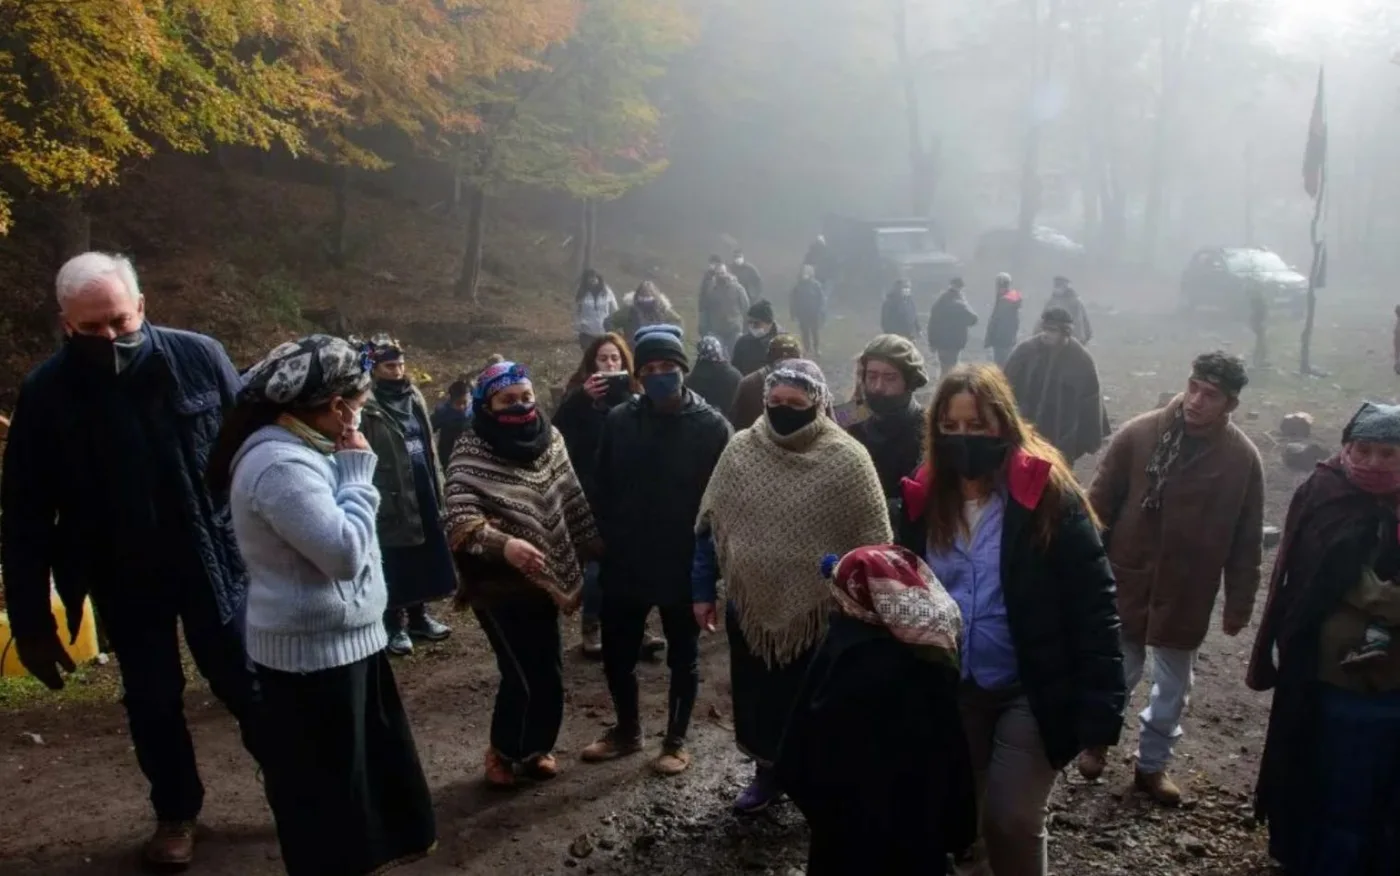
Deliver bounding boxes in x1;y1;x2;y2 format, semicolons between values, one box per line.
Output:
693;358;892;814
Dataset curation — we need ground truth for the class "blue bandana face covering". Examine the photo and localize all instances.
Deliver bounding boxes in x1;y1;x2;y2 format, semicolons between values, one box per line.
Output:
642;371;682;402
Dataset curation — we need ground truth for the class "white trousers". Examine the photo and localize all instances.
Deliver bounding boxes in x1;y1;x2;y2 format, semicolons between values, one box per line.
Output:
1121;634;1196;774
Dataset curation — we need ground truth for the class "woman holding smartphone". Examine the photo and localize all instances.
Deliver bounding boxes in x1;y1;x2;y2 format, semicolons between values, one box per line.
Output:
553;333;637;655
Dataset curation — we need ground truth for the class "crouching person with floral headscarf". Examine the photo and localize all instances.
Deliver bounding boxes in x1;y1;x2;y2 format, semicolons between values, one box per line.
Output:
207;335;436;876
693;359;892;814
444;361;600;788
776;546;976;875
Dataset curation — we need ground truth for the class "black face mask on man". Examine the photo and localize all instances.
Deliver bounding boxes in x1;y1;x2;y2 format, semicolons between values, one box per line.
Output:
866;391;913;418
67;330;145;375
934;434;1010;481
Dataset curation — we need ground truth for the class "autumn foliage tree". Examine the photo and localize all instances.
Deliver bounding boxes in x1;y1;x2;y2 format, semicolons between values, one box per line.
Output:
0;0;343;249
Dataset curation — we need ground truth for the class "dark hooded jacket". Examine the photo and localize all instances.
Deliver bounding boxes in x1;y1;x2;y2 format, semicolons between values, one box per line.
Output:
847;399;925;518
551;385;632;498
896;453;1126;769
730;260;764;302
2;325;246;641
687;358;743;420
1002;333;1110;463
731;325;779;378
776;613;977;874
432;399;471;470
591;390;732;605
984;289;1023;350
1247;459;1400;843
928;287;979;352
880;290;920;341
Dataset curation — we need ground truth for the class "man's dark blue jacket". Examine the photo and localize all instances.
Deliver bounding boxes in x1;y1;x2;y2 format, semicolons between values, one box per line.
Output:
1;326;246;641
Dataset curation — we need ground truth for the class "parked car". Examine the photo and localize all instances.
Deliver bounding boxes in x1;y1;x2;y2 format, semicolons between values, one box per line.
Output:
973;225;1087;281
822;215;961;301
1180;246;1308;316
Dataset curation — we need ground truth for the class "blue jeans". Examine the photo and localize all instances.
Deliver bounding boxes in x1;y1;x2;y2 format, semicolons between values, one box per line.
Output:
581;561;602;621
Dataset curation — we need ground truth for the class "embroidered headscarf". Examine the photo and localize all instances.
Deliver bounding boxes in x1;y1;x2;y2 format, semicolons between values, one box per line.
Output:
821;545;961;666
472;361;531;413
1341;402;1400;497
239;334;372;408
764;358;830;409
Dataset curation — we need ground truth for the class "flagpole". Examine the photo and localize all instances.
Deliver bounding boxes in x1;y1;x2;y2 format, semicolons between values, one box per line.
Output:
1299;66;1326;378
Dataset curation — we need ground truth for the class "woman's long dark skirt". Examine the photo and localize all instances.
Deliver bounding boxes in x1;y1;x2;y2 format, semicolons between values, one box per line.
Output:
473;593;565;762
1270;684;1400;875
257;652;436;876
726;602;814;766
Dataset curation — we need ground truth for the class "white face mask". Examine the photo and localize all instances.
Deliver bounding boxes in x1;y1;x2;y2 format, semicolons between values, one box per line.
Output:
749;326;768;338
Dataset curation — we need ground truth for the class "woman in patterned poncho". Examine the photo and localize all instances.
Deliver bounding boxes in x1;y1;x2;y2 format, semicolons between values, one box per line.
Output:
692;359;892;815
443;361;600;789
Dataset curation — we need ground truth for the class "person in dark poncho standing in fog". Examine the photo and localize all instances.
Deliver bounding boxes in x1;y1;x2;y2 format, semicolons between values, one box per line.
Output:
1002;307;1110;466
984;273;1022;368
790;264;826;358
730;299;780;377
881;278;920;342
213;334;436;876
928;276;979;375
729;250;764;302
847;335;929;524
552;333;637;657
687;335;743;419
1247;402;1400;876
777;545;975;875
444;361;600;788
360;337;455;656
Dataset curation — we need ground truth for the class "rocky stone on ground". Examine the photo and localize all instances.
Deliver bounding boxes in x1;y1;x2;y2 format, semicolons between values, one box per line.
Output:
1282;442;1327;472
1279;412;1313;439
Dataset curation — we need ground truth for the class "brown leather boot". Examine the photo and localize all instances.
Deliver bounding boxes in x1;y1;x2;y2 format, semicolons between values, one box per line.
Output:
525;753;560;780
484;748;516;788
1135;767;1183;806
143;820;196;870
581;727;644;763
1077;746;1108;781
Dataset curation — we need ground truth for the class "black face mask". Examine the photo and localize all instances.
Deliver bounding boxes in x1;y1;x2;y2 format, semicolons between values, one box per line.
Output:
473;403;551;463
934;434;1010;481
67;330;145;375
866;391;913;418
767;404;819;437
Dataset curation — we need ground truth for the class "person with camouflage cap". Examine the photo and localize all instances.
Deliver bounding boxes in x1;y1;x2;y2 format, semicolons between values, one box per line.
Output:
1085;351;1264;804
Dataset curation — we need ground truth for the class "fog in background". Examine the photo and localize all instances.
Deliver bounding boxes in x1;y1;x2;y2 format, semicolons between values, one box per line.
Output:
622;0;1399;286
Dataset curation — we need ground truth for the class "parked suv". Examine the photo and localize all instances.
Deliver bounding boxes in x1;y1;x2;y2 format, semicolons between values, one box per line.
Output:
1180;246;1308;316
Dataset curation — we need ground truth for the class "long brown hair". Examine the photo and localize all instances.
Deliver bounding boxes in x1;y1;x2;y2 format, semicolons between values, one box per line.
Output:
566;332;636;392
923;363;1097;551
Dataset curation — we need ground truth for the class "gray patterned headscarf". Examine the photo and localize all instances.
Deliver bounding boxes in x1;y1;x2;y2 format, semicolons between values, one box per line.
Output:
764;358;831;408
239;334;372;407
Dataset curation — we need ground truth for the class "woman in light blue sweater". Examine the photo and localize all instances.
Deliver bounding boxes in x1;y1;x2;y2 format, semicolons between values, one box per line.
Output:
206;335;435;876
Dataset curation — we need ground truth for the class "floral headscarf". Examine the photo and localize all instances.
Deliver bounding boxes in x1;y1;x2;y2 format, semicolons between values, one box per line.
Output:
696;335;726;363
821;545;961;666
764;358;830;409
239;334;371;407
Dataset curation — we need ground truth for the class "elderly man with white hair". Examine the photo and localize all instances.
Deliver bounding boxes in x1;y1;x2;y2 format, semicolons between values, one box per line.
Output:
1;252;261;869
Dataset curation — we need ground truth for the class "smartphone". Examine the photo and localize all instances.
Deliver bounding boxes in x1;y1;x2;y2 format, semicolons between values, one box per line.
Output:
600;371;632;394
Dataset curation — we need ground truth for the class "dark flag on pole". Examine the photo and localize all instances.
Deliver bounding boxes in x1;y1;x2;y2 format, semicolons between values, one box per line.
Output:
1303;68;1327;200
1299;65;1327;376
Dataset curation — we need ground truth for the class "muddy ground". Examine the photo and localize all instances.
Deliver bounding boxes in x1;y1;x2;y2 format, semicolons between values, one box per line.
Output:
2;278;1395;876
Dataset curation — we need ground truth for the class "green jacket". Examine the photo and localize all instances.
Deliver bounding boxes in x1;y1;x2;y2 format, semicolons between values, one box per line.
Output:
361;384;445;548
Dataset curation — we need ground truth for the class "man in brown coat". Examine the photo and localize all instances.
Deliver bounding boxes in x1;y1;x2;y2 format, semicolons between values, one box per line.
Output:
1083;351;1264;805
727;333;802;430
1002;307;1110;465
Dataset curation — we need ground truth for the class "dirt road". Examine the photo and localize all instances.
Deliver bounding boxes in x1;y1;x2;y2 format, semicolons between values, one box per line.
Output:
3;287;1393;875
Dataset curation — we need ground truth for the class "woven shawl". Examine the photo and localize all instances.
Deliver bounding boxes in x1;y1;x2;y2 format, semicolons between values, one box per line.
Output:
443;426;597;610
697;416;893;666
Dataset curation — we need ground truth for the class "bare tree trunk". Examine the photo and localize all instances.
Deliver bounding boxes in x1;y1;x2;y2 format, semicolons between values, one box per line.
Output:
456;183;488;301
1015;0;1059;272
58;194;90;259
1141;0;1200;267
330;166;351;268
893;0;934;215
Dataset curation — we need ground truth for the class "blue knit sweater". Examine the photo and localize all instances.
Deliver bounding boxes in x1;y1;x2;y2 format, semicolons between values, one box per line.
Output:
229;425;388;672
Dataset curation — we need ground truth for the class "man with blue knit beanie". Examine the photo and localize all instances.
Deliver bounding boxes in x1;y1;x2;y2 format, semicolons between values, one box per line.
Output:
582;324;731;776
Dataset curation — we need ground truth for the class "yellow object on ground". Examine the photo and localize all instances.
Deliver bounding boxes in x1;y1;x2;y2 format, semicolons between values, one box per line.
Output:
0;591;100;677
